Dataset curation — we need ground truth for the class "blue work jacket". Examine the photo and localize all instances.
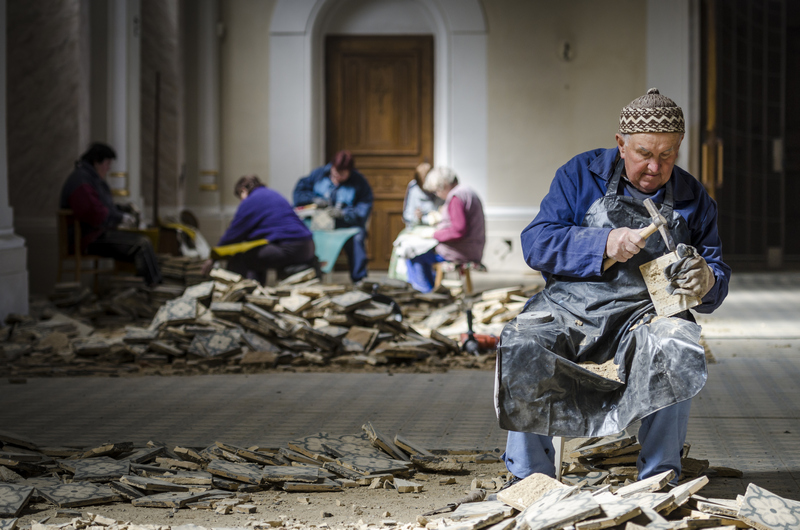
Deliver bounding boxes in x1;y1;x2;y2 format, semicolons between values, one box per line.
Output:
293;163;373;229
522;147;731;313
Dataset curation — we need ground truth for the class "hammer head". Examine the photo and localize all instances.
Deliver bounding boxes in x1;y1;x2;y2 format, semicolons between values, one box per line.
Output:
643;198;676;252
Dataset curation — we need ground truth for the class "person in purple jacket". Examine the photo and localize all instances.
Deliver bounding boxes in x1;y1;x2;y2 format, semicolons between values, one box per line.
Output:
496;89;732;490
204;175;316;283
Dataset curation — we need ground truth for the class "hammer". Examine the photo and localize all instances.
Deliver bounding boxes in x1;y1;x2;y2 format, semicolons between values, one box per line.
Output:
602;198;676;272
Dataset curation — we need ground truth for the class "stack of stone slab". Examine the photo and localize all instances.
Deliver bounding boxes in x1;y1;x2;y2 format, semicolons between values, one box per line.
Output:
1;269;540;377
558;430;743;489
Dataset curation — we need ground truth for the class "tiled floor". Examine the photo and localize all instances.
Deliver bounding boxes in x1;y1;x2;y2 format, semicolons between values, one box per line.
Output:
1;272;799;498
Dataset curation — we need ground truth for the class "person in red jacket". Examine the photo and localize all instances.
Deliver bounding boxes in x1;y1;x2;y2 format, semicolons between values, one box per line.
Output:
59;142;161;286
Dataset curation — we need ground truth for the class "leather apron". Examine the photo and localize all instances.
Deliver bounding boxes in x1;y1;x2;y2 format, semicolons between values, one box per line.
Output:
495;163;707;437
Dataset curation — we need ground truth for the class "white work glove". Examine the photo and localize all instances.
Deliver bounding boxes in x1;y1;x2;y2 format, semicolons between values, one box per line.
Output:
670;255;715;298
605;227;646;263
120;213;137;228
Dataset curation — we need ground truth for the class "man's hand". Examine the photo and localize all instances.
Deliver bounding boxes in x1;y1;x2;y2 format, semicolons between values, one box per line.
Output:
312;197;329;208
671;256;715;298
605;227;646;263
328;206;344;219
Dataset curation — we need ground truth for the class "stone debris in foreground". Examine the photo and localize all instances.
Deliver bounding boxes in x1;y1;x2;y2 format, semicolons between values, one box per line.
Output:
0;263;542;378
0;422;501;523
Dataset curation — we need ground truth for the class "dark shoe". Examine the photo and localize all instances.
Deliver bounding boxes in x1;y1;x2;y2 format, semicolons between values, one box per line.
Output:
498;474;522;492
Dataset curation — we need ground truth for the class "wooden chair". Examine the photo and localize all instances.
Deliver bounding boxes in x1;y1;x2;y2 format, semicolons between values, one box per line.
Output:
56;209;112;289
433;261;487;296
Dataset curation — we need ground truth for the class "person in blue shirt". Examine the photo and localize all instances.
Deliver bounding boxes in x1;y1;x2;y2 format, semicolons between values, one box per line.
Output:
204;175;316;284
293;150;373;282
402;162;444;227
496;89;732;489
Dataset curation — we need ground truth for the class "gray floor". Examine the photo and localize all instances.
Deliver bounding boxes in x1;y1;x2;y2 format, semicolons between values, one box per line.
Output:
1;271;799;498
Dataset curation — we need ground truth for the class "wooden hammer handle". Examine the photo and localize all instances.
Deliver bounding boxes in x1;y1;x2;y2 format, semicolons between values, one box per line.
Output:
602;223;660;272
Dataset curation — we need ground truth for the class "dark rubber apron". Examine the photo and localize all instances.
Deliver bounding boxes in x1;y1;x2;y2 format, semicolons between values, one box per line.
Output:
495;162;707;437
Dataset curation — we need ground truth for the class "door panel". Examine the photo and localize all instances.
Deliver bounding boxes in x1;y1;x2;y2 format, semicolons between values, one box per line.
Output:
702;0;787;267
326;36;434;270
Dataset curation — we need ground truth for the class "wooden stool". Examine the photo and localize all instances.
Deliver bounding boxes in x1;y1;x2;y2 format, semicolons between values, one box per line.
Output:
433;261;486;295
56;209;114;291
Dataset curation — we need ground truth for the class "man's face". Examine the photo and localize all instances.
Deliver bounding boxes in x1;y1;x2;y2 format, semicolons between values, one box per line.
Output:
616;132;683;194
330;167;350;186
95;158;113;179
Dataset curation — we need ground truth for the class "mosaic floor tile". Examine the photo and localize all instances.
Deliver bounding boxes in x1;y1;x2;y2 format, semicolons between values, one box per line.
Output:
261;466;320;483
0;518;17;530
206;460;263;485
0;484;33;518
518;491;601;530
71;457;130;482
131;490;209;508
189;329;242;359
738;483;800;530
35;482;115;508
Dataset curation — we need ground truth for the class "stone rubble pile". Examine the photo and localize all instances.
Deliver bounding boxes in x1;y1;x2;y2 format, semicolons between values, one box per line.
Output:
0;266;541;378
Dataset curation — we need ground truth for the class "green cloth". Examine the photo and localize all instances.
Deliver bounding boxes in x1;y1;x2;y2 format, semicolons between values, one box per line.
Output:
312;228;361;273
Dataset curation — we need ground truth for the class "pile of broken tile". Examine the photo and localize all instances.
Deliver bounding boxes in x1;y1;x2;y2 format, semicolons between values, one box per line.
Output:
4;426;799;530
417;431;797;530
0;267;540;378
428;468;799;530
0;422;501;527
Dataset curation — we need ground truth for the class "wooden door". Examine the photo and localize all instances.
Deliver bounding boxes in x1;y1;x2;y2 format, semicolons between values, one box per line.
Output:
326;36;434;270
701;0;788;268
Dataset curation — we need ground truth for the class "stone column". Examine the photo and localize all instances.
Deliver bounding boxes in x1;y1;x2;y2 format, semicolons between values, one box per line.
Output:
0;0;30;320
107;0;142;210
197;0;220;196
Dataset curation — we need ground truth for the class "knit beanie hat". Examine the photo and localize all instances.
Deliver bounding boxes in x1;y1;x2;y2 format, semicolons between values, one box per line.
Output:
619;88;685;134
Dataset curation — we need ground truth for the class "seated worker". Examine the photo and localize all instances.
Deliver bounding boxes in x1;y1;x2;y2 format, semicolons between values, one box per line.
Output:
293;150;373;283
496;89;731;488
204;175;315;284
406;167;485;292
60;142;161;286
402;162;444;227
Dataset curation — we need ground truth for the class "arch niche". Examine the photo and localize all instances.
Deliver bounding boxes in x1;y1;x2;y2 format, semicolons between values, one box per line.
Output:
267;0;488;203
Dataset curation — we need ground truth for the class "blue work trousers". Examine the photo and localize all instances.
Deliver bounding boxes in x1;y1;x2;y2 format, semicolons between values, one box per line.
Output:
343;227;368;282
406;250;446;292
503;399;691;484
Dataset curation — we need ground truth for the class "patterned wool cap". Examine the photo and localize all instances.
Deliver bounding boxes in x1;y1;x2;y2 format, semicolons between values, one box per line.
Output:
619;88;685;134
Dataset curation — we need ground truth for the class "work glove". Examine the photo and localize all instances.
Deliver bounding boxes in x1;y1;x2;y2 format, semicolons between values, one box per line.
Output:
328;206;345;219
664;244;716;299
312;197;329;208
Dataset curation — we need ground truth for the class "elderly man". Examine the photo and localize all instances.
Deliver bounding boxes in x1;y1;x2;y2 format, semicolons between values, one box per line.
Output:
293;150;373;283
496;89;731;487
405;167;485;292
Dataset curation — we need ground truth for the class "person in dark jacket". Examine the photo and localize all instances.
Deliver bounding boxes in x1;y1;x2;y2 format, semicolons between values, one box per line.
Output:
204;175;316;284
293;150;373;282
59;142;161;286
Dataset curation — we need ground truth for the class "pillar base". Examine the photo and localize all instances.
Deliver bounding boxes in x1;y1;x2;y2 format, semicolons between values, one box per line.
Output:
0;235;29;320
